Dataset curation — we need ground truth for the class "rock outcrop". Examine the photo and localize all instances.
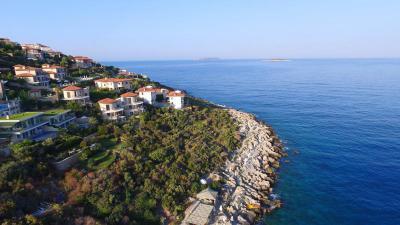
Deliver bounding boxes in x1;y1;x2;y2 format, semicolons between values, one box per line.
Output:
209;109;284;225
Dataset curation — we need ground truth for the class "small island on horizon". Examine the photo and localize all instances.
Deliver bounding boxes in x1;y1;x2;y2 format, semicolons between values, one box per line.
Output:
264;58;291;62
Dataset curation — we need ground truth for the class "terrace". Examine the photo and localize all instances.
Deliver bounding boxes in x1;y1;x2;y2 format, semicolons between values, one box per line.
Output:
43;109;76;128
0;112;48;132
0;112;42;120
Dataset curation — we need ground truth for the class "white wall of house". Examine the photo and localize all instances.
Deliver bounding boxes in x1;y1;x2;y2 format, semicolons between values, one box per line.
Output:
169;96;185;109
95;81;131;91
63;88;90;104
139;91;158;104
99;102;124;120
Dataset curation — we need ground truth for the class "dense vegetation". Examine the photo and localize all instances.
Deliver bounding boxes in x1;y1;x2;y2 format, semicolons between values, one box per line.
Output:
0;105;239;224
0;39;240;225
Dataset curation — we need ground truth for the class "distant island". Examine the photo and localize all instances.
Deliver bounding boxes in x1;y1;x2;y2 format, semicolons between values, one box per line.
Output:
264;58;291;62
0;38;284;225
197;57;222;61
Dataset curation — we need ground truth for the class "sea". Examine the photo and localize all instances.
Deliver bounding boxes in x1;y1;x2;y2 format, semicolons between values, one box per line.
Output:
104;59;400;225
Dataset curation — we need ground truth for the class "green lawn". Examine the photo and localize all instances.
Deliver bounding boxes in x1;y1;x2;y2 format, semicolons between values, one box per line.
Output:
0;112;41;120
43;108;70;116
99;138;118;149
87;150;116;170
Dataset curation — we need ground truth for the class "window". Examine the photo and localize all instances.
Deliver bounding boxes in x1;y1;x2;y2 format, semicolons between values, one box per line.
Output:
106;105;110;110
67;92;71;98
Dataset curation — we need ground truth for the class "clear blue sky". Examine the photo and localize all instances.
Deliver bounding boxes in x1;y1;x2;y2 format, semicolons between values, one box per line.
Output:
3;0;400;60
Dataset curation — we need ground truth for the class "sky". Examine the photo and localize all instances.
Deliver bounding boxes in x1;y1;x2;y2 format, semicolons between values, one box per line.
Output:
2;0;400;60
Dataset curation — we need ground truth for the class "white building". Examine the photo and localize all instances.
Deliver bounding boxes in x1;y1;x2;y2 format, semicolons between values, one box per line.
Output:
0;112;57;143
97;98;125;121
42;64;67;81
21;43;53;60
137;86;169;105
94;78;132;91
13;65;50;88
0;99;21;117
21;44;45;60
73;56;93;68
120;92;144;116
167;90;186;109
62;85;90;105
43;109;76;129
98;92;144;121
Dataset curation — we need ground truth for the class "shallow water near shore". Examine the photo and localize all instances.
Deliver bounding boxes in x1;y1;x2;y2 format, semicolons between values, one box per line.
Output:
104;59;400;225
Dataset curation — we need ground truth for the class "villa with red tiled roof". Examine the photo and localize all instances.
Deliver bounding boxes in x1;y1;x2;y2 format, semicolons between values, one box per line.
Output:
13;65;50;88
137;85;169;105
167;90;187;109
94;77;132;91
42;64;67;81
97;92;144;121
73;56;93;68
62;85;90;105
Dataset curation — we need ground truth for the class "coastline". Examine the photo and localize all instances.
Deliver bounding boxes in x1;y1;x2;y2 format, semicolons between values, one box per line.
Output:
181;106;285;225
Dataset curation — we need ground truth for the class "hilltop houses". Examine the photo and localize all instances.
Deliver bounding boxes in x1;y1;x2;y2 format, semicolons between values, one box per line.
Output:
42;64;67;81
98;92;144;121
117;69;143;78
167;90;186;109
73;56;93;68
0;99;21;118
120;92;144;116
43;109;76;129
98;98;124;121
21;44;44;60
13;65;50;88
0;112;57;142
94;78;132;91
0;108;78;143
62;85;90;105
137;86;169;105
0;38;16;45
21;43;56;60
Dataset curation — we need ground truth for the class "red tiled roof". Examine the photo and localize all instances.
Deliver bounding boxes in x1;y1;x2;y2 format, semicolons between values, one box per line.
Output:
137;86;167;93
74;56;91;60
95;78;131;83
98;98;117;104
120;92;138;97
63;85;82;91
167;90;186;97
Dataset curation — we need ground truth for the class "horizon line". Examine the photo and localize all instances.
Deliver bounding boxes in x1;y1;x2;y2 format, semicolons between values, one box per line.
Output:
100;57;400;62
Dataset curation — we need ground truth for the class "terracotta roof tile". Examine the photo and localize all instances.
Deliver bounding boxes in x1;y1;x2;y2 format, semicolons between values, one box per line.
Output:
120;92;138;97
95;78;131;83
62;85;82;91
167;90;186;97
98;98;117;104
137;86;167;93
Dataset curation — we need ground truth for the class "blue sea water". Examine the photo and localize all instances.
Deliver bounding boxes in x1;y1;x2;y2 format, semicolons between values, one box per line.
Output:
105;59;400;225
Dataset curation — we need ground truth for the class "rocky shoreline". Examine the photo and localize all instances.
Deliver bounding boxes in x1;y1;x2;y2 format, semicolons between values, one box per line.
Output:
208;109;285;225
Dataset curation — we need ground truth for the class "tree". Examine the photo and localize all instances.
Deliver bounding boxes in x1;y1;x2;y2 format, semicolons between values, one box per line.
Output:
10;140;37;158
60;56;69;67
